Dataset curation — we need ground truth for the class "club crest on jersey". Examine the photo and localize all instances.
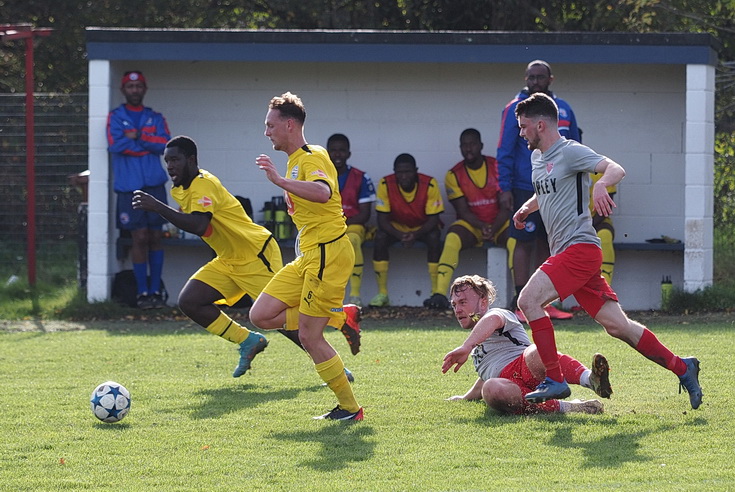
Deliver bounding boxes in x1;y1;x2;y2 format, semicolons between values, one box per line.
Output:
546;162;554;174
198;195;213;207
290;166;299;179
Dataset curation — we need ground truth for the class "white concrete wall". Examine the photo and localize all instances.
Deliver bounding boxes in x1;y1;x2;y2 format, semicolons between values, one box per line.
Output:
684;64;715;292
90;60;694;309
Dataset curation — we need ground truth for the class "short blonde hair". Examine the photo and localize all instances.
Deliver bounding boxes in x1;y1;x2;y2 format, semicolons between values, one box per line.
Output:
269;91;306;124
449;275;497;305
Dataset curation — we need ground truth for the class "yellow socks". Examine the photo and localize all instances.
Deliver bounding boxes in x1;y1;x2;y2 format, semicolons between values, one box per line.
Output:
348;232;364;297
206;311;250;344
506;236;516;279
315;354;359;412
373;260;389;295
598;228;615;284
435;232;461;295
428;262;439;294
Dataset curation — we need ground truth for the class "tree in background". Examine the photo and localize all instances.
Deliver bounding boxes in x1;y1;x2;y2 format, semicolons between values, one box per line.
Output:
2;0;734;264
2;1;733;95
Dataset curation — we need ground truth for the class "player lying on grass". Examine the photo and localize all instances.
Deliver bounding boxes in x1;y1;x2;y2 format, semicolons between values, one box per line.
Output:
442;274;612;415
132;135;360;380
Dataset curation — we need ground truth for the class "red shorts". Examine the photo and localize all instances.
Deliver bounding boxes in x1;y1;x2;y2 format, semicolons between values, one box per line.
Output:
498;352;560;414
498;352;542;395
540;243;618;317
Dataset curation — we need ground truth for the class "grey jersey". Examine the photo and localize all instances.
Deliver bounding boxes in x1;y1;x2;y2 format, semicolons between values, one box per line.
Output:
471;308;531;380
531;137;605;255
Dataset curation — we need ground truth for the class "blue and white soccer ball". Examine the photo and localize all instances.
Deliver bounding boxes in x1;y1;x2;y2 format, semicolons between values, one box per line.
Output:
90;381;131;423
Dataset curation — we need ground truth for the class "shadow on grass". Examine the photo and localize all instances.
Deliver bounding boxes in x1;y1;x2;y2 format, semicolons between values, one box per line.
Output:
546;420;675;468
270;423;376;471
465;409;708;469
184;384;324;420
92;421;132;430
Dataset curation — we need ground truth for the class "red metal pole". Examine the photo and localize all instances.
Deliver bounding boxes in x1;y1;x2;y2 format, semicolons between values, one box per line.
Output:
24;34;37;286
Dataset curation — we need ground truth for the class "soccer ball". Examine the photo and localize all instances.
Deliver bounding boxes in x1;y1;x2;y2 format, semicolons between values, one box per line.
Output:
90;381;131;423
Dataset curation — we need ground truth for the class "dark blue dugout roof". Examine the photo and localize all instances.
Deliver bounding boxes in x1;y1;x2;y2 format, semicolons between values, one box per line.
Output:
86;28;719;66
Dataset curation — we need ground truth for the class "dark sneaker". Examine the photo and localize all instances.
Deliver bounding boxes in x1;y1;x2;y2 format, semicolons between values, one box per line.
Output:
589;353;613;399
149;292;165;309
340;304;362;356
423;293;450;310
233;332;268;377
314;405;364;420
136;294;154;310
678;357;703;409
525;377;571;403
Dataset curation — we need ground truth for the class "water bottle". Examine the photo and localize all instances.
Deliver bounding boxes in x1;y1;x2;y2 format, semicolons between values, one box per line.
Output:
262;200;275;234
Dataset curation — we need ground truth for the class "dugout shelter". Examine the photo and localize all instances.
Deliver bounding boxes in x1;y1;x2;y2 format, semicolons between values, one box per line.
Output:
86;29;718;310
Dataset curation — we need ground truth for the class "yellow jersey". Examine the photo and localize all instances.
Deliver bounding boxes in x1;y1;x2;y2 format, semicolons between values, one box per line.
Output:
285;145;347;251
171;170;272;260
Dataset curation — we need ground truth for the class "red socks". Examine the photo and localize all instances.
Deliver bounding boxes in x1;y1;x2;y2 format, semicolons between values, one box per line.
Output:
528;317;564;382
636;328;687;376
557;354;586;385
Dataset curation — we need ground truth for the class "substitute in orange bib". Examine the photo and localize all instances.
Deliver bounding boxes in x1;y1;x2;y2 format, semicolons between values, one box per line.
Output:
369;153;444;307
424;128;510;310
327;133;376;308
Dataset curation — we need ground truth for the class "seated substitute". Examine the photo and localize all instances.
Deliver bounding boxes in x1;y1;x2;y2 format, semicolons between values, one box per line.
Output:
442;275;612;415
424;128;510;310
591;172;616;284
132;135;358;380
369;153;444;307
327;133;377;308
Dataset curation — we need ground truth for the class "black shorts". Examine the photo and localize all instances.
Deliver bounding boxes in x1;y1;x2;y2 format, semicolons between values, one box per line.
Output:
116;185;168;230
509;188;547;243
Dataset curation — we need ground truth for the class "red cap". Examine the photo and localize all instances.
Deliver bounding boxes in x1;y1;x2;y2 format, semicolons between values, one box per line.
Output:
121;71;146;87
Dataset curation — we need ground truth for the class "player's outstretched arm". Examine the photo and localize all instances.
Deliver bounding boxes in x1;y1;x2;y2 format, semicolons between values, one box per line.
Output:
512;194;539;229
446;378;484;401
256;154;331;203
132;190;211;236
442;346;472;374
593;158;625;217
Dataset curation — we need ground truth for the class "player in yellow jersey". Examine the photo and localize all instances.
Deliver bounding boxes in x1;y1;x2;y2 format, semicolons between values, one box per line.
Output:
132;135;356;380
131;135;278;377
250;92;363;420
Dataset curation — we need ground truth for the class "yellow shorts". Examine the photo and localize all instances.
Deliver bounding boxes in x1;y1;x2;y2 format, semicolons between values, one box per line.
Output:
193;237;283;307
262;234;354;318
452;219;510;247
